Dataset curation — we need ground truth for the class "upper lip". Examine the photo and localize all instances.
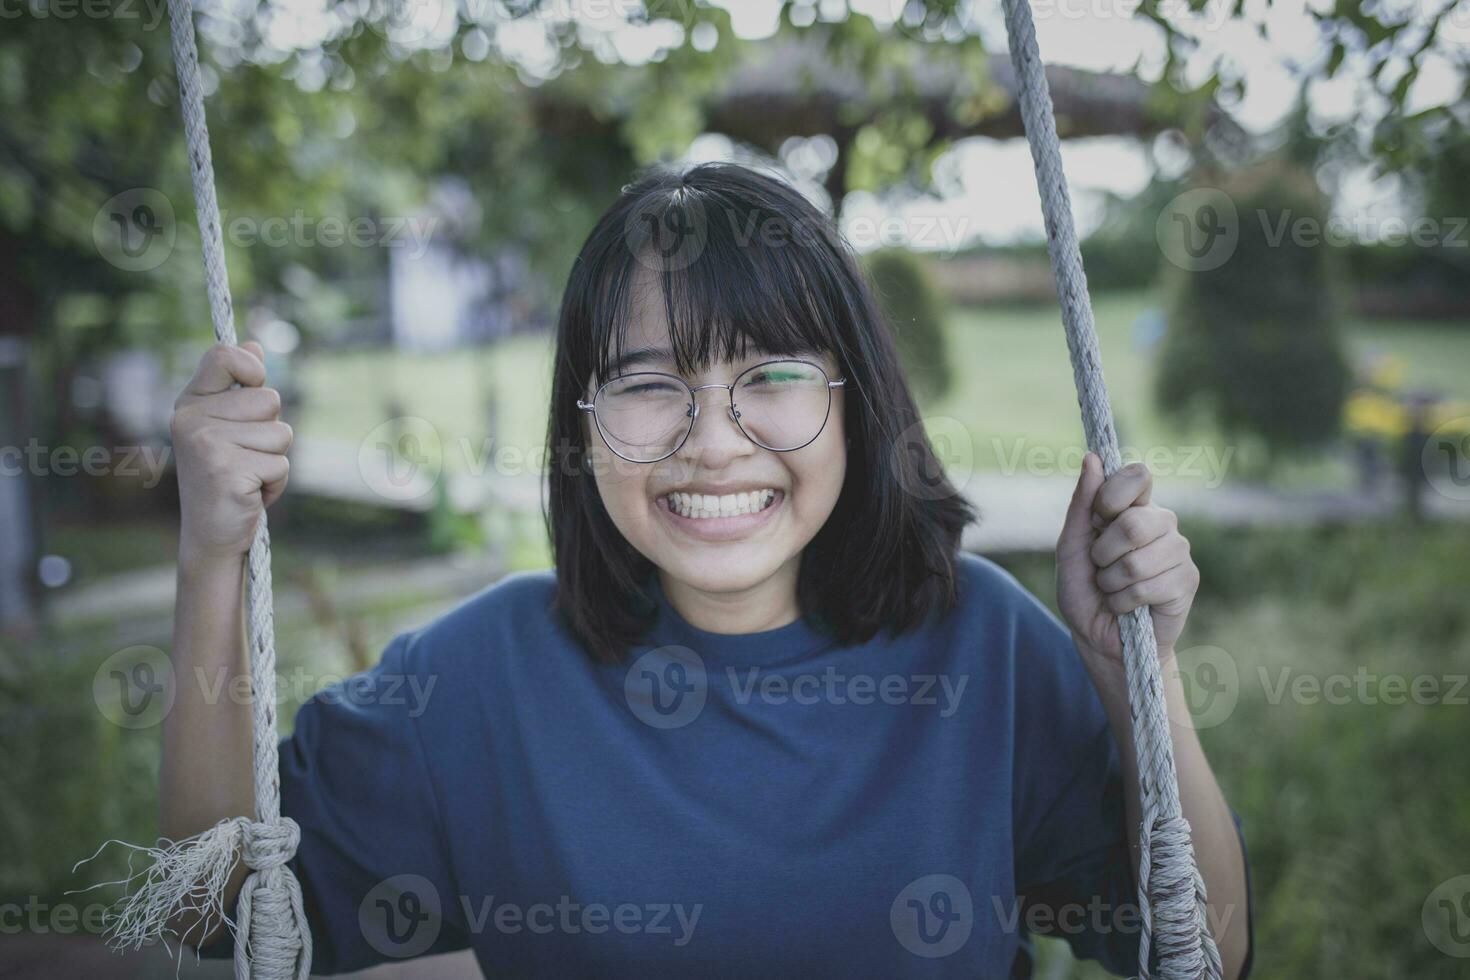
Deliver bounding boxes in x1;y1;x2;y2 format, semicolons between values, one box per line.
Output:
660;484;781;496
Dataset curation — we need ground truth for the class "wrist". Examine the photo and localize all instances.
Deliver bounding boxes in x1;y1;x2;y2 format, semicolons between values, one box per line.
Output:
178;535;247;576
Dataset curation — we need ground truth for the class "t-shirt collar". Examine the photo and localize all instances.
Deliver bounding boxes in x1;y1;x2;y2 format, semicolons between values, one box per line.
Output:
645;573;837;669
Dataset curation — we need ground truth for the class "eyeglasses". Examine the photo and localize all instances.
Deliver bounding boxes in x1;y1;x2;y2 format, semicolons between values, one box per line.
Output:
578;358;847;464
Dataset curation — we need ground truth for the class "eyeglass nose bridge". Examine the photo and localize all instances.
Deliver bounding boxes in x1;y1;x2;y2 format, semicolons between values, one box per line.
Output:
685;381;742;425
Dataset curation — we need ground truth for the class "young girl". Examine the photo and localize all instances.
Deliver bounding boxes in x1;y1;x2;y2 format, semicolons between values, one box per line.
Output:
171;162;1252;977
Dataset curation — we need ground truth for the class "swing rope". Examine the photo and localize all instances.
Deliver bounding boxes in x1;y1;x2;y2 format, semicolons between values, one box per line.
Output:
79;1;1213;977
72;0;311;977
1000;0;1222;976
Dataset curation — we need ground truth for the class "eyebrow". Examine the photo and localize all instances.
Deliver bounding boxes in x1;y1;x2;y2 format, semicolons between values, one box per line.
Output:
605;345;676;377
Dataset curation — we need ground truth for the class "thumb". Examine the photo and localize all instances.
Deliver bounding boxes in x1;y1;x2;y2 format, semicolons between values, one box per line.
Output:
1058;451;1104;557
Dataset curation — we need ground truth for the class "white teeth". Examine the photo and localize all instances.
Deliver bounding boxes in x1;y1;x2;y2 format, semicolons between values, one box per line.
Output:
667;489;776;519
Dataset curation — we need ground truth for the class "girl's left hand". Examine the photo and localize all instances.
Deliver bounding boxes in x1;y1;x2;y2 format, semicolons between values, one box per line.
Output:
1055;452;1199;663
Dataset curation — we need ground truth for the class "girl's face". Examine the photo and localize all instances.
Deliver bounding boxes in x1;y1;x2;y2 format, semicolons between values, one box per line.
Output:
583;270;847;603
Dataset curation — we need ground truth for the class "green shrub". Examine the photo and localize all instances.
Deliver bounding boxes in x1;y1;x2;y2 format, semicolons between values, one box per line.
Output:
1155;160;1352;472
863;247;953;406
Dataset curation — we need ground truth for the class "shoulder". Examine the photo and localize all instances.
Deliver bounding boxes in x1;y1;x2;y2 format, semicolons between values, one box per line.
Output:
948;551;1090;696
388;566;566;678
951;550;1061;630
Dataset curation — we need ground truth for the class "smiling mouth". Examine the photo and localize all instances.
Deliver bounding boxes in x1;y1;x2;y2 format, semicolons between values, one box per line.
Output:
663;489;779;519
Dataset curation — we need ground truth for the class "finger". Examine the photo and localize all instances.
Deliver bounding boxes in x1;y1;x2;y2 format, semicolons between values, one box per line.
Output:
241;340;265;363
1090;505;1177;568
1103;562;1198;616
192;386;283;423
210;420;293;455
1092;460;1152;521
1058;451;1106;558
187;343;266;396
1094;532;1189;594
255;451;290;509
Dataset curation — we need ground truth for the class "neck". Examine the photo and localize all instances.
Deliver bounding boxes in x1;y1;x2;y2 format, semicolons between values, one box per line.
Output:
658;557;802;635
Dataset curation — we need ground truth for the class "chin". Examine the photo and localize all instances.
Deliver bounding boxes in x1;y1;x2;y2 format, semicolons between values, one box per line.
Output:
658;552;780;596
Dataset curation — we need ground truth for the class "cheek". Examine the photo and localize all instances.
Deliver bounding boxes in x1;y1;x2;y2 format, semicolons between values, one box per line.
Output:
790;416;847;514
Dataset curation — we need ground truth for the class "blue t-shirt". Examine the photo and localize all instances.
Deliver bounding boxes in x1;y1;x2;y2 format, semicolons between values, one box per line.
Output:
207;551;1253;977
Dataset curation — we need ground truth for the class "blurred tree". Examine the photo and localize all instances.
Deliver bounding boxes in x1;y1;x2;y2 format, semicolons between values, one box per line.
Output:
863;247;952;406
1155;158;1352;474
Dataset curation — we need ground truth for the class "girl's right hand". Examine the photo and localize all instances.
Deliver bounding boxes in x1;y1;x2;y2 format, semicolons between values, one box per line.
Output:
171;341;293;564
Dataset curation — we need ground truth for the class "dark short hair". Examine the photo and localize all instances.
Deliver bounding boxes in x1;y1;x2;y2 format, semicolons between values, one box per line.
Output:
543;161;976;663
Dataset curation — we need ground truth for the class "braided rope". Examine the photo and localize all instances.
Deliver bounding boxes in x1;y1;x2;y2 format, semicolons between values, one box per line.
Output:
164;0;311;973
73;2;311;977
998;1;1222;977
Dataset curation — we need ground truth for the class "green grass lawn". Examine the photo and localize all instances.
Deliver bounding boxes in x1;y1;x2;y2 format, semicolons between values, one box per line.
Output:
289;290;1470;492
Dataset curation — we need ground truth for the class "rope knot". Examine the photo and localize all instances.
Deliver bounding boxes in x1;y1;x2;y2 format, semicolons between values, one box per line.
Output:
242;817;300;873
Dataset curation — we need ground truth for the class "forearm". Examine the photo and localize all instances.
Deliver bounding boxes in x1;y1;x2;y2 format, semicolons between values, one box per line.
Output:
159;545;256;947
1079;646;1251;980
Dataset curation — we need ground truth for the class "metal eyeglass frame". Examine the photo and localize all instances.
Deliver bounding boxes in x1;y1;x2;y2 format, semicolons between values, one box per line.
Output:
578;358;848;464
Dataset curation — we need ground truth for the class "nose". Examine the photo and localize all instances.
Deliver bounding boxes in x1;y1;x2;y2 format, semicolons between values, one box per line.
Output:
675;384;753;467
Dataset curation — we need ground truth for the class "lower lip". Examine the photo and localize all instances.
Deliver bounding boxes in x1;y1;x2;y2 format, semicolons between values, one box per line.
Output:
656;490;785;542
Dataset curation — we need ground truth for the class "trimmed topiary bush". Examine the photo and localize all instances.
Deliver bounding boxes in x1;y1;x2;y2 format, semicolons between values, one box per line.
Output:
1154;159;1352;473
863;247;953;407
